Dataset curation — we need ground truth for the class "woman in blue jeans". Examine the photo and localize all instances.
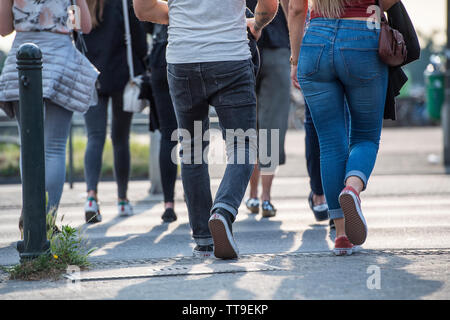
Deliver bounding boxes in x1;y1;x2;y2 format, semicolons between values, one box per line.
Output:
288;0;400;255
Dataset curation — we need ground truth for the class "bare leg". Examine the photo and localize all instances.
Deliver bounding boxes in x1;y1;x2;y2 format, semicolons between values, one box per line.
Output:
87;190;97;200
261;174;274;202
313;194;326;206
346;176;364;194
165;202;174;209
249;164;259;199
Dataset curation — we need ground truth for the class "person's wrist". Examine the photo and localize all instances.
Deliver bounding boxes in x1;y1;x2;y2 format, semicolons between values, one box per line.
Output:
290;56;298;66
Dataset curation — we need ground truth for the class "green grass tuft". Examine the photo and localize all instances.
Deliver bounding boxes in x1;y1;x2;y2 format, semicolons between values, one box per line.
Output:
5;209;96;281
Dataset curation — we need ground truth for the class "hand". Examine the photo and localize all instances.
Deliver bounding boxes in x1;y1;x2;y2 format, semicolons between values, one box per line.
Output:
291;64;301;90
247;18;262;41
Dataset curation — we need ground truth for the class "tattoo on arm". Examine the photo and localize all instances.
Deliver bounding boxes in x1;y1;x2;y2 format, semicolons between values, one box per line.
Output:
254;11;271;31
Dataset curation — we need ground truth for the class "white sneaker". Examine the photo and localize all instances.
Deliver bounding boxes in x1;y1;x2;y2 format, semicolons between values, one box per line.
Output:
192;245;214;258
85;197;102;223
118;200;133;217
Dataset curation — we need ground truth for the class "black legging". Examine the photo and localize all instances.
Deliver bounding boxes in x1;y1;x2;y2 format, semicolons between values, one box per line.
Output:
151;65;178;203
84;91;132;199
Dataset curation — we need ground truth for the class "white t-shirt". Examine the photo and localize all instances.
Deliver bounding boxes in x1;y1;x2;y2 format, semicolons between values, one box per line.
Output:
166;0;251;64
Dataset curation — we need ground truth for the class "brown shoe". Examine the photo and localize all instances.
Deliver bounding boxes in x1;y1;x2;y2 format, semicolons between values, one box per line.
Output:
245;198;259;214
261;201;277;218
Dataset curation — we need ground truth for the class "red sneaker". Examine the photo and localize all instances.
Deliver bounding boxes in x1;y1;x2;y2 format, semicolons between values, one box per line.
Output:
334;236;354;256
339;186;367;245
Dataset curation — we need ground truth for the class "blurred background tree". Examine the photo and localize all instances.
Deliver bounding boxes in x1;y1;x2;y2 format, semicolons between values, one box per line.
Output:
405;30;445;87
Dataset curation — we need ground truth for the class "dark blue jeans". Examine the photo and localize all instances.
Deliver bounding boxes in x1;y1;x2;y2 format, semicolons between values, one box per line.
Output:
167;60;257;246
151;64;179;204
298;19;388;220
304;101;323;196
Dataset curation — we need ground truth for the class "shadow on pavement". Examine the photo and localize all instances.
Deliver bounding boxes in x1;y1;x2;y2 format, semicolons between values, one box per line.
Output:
113;222;444;299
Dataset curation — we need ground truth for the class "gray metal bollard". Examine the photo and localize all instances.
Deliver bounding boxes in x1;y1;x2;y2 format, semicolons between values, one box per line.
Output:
15;43;50;261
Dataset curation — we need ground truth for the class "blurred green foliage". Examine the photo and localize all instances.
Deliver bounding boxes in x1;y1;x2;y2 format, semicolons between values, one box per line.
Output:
0;134;150;180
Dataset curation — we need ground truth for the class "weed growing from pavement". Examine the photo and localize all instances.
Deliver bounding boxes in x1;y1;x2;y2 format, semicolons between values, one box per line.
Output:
50;224;96;269
3;198;96;281
3;253;67;281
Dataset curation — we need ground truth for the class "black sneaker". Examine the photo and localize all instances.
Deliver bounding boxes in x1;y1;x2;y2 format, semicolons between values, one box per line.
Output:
308;191;329;222
161;208;177;223
329;219;335;229
85;197;102;224
192;244;214;258
208;208;238;259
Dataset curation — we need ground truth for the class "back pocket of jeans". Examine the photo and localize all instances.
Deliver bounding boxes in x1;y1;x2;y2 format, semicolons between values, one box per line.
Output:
299;44;325;78
340;48;382;83
213;63;255;106
167;70;193;112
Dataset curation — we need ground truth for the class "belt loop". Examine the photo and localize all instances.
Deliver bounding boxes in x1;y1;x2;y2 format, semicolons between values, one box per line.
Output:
329;19;339;45
334;19;339;38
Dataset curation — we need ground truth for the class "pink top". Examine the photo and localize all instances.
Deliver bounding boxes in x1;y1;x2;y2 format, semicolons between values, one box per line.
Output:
311;0;377;20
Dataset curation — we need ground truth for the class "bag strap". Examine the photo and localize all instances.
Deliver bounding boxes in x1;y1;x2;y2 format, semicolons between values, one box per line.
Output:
122;0;135;80
377;0;388;23
70;0;88;55
378;0;384;13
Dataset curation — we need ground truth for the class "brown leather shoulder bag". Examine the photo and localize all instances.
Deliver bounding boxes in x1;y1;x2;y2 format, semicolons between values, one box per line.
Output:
378;0;407;67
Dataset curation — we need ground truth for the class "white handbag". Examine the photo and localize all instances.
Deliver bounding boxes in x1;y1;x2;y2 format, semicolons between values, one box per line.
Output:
122;0;149;113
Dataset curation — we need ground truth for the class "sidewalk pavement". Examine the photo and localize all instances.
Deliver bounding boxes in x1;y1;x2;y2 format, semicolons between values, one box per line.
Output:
0;127;449;299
